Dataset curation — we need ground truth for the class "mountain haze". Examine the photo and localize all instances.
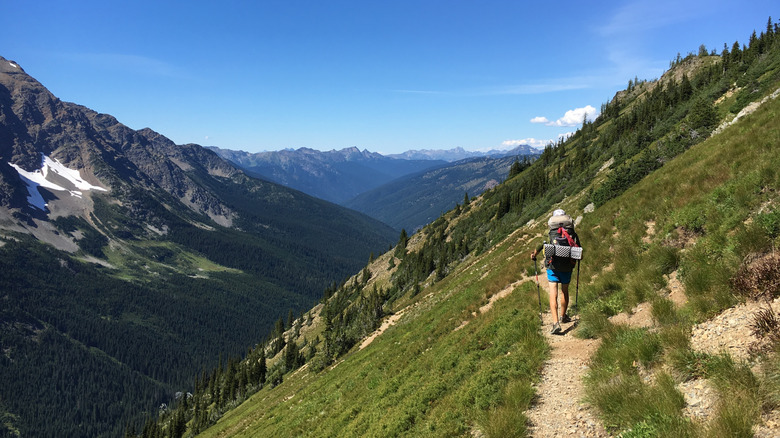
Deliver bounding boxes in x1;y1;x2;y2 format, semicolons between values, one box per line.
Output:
344;155;529;232
0;56;396;437
387;144;538;162
211;146;539;231
208;146;445;204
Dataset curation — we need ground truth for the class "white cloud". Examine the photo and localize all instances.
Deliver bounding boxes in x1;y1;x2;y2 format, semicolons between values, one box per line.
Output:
538;105;598;127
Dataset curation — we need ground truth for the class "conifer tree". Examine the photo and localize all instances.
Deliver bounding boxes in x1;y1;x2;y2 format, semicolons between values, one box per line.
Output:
255;347;267;386
394;229;408;258
287;309;294;330
508;159;522;179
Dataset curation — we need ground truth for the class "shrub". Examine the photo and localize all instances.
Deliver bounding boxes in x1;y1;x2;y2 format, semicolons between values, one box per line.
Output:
731;253;780;300
757;207;780;238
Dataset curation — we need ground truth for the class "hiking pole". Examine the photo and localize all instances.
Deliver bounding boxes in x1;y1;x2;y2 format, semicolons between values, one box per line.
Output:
574;260;580;323
534;259;543;323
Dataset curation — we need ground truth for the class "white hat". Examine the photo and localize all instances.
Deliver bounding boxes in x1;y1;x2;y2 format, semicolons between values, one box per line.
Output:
553;209;566;216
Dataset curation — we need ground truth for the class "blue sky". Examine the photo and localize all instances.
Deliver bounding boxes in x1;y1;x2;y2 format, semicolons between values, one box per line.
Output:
3;1;776;154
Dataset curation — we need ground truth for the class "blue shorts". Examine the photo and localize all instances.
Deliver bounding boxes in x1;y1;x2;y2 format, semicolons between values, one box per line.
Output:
547;269;572;284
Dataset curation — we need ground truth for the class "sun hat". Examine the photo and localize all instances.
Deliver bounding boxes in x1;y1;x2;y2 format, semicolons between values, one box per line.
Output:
553;209;566;216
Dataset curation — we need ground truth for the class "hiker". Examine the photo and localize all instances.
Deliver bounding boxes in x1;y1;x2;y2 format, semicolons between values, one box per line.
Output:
530;209;581;334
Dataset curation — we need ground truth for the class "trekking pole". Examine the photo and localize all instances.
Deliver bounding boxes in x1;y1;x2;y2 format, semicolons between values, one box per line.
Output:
575;260;580;322
534;259;543;323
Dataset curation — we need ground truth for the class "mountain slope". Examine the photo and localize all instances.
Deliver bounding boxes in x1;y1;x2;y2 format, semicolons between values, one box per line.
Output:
209;146;445;204
344;155;533;232
136;20;780;438
0;56;396;437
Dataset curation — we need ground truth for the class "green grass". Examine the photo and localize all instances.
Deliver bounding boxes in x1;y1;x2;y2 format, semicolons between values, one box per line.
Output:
577;75;780;435
102;239;240;282
198;236;549;437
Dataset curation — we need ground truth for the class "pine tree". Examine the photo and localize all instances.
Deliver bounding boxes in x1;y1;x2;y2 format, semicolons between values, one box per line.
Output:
508;159;522;179
257;347;267;386
731;40;742;65
679;73;693;101
394;229;408;258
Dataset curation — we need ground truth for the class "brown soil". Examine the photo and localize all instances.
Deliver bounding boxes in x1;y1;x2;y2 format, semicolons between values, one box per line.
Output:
525;274;610;437
526;310;609;437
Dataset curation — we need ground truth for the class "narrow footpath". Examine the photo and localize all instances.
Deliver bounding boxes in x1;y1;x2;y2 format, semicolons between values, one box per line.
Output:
525;275;610;437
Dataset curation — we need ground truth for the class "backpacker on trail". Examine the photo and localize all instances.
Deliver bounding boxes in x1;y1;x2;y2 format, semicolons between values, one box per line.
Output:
542;210;582;272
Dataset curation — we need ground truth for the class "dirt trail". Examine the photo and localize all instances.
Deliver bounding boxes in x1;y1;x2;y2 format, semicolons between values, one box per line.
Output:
526;308;609;437
359;307;407;350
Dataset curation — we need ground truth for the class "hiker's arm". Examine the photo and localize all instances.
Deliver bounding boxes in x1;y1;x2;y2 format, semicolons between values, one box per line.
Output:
531;242;543;260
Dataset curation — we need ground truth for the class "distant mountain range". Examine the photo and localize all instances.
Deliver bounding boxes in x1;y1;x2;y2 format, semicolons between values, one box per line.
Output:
0;56;396;437
345;155;523;231
209;145;540;228
386;145;539;161
207;146;445;204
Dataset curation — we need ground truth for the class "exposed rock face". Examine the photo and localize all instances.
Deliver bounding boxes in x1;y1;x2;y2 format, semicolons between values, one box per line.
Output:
0;56;236;226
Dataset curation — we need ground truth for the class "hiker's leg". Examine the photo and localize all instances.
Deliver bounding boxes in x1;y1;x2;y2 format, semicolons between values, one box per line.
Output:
560;282;570;318
548;281;559;323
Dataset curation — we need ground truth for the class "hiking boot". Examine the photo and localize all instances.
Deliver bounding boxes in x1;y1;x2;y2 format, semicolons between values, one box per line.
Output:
561;314;571;323
550;322;562;335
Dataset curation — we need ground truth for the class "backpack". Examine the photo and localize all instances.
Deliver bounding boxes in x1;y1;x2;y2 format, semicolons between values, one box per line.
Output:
543;226;582;268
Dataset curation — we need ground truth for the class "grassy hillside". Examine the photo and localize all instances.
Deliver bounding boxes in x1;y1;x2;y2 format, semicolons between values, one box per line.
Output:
135;19;780;438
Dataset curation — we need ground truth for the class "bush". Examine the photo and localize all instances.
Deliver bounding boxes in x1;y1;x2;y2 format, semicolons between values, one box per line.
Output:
731;253;780;300
673;204;706;234
757;207;780;238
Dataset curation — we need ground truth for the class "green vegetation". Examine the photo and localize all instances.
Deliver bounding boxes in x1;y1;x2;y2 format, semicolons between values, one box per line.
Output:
1;151;396;436
130;17;780;438
196;252;548;437
576;22;780;436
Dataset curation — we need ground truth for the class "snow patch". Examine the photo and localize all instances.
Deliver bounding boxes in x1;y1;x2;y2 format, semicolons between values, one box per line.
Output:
9;154;107;211
8;62;19;69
